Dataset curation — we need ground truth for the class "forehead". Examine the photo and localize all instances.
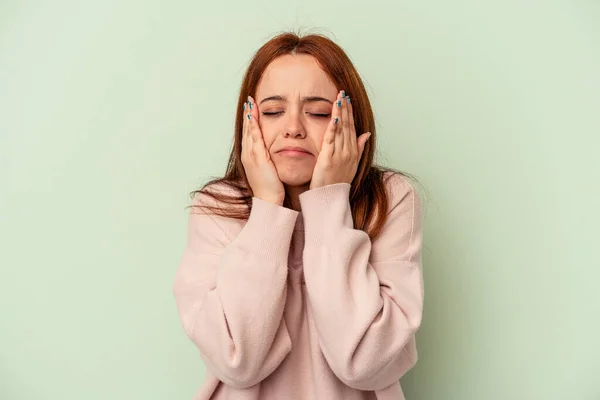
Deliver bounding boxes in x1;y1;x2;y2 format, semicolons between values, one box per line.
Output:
256;54;337;99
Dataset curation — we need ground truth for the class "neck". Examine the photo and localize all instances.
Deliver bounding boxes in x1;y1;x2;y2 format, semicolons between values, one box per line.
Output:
284;183;310;212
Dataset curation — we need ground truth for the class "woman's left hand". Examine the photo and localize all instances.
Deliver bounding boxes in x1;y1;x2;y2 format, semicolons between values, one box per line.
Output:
309;90;372;190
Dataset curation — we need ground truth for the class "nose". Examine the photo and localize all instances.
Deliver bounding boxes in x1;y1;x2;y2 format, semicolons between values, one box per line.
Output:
283;110;306;139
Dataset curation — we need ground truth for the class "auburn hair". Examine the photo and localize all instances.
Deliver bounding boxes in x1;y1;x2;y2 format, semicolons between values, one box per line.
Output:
192;31;414;240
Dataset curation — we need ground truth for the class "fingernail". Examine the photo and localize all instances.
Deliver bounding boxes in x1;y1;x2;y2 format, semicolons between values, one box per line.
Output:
247;113;251;120
243;103;246;110
346;96;351;104
341;90;346;97
337;100;342;108
334;117;339;124
249;102;253;109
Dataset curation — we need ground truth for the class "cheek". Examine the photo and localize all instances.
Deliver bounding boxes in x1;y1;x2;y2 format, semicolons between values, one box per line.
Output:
258;120;278;148
305;133;323;155
309;124;328;151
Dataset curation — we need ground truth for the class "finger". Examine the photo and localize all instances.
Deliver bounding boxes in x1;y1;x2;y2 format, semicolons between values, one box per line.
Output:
246;96;258;141
245;123;253;160
334;91;345;155
247;96;260;143
246;98;259;163
247;96;268;161
323;93;342;154
339;90;352;154
345;94;357;151
241;99;250;161
242;100;247;136
357;132;371;159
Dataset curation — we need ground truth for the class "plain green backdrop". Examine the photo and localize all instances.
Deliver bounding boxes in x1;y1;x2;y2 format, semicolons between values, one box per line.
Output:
1;0;599;399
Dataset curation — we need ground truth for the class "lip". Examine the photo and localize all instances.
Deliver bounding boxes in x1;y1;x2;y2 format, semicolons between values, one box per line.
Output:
277;147;312;156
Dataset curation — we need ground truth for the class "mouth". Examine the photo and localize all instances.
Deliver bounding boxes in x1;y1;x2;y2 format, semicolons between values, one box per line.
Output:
277;148;312;157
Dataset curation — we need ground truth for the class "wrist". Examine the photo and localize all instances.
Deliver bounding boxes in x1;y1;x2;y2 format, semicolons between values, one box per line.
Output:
256;195;284;206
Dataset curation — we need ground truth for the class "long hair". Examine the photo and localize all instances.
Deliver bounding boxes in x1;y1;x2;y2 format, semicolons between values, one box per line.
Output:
192;31;414;240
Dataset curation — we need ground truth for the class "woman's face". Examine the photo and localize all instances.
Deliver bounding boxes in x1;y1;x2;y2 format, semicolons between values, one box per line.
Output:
254;54;338;187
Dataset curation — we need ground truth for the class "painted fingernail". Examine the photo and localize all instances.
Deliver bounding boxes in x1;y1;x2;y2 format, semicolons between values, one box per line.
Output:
341;90;346;97
334;117;339;124
247;113;251;120
337;100;342;108
346;96;351;104
249;102;253;109
243;103;247;110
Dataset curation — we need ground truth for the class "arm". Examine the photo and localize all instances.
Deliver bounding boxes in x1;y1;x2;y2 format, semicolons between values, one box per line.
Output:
299;174;424;390
172;191;299;389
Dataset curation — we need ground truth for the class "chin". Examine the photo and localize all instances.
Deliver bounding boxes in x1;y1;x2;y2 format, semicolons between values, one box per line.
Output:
276;170;312;187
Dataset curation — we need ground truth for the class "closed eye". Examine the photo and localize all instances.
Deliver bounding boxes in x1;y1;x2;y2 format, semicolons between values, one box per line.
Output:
262;112;331;118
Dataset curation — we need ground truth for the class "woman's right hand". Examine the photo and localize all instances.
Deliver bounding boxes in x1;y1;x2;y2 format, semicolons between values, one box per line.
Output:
241;96;286;206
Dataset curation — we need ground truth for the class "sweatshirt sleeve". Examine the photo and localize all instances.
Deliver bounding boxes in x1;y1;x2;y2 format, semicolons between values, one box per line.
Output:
172;190;299;389
298;173;424;391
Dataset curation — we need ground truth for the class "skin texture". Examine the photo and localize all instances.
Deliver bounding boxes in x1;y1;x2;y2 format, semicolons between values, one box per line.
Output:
241;54;371;210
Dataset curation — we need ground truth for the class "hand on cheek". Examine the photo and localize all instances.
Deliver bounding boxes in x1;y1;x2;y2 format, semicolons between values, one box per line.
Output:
309;91;371;190
241;96;286;205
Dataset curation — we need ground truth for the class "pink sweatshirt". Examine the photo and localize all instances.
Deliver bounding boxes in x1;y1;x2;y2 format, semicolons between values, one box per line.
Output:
173;172;424;400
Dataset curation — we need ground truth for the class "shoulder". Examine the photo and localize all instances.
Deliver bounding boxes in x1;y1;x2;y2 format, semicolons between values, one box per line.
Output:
382;171;421;212
191;180;246;210
188;181;247;243
370;171;423;262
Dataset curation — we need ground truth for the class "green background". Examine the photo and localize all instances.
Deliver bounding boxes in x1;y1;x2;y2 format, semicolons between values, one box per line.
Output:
1;1;599;399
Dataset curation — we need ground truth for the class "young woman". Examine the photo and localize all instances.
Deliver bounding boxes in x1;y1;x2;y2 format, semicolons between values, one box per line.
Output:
173;32;424;400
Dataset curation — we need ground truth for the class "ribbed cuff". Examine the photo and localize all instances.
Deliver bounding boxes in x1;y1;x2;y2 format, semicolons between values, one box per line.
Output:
298;183;353;239
232;197;299;264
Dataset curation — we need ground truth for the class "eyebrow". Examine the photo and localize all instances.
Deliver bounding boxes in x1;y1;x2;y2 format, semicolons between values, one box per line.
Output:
258;95;333;105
